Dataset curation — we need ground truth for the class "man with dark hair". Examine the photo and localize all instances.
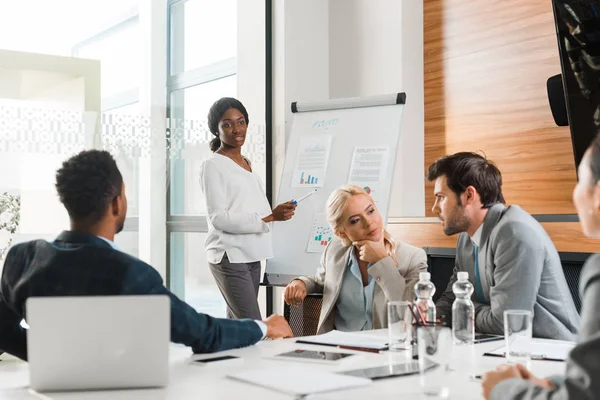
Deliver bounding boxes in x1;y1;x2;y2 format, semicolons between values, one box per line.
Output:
428;152;580;339
0;150;292;361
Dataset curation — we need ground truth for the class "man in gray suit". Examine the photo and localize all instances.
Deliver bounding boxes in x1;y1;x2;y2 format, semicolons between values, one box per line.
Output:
428;152;580;340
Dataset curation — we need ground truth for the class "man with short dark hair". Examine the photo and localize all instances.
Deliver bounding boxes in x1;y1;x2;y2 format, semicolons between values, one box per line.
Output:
428;152;580;339
0;150;292;361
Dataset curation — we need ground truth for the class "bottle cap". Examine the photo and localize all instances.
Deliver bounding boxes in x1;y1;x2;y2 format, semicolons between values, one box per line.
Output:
419;272;431;281
457;271;469;281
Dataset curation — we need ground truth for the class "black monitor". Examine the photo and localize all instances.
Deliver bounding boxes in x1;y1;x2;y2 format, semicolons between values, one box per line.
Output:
552;0;600;171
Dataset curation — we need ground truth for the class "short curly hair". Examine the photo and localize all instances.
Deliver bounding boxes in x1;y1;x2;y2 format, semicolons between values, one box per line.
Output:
55;150;123;223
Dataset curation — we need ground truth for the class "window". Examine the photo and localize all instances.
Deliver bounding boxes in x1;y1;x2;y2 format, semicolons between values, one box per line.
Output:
169;75;237;216
169;0;237;75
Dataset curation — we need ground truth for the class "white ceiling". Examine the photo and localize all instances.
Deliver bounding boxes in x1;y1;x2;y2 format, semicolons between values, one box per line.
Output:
0;0;139;56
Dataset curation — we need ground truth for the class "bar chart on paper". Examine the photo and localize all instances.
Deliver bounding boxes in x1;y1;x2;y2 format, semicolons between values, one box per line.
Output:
307;213;333;253
292;135;332;188
299;172;318;185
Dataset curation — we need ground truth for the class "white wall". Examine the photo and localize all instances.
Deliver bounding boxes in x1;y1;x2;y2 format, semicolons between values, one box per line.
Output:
328;0;424;217
273;0;330;200
273;0;424;219
329;0;403;98
272;0;331;315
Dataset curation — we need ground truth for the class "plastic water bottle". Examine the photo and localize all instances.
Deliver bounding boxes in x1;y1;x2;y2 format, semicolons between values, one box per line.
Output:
414;272;436;323
452;271;475;344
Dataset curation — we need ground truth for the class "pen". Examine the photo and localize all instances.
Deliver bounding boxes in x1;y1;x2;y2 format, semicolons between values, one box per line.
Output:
291;189;318;205
470;374;482;380
415;304;429;326
530;354;549;360
337;345;381;354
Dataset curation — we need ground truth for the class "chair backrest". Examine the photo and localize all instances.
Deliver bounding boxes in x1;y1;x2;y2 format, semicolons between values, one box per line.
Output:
283;294;322;337
558;252;590;314
424;247;589;314
423;247;456;302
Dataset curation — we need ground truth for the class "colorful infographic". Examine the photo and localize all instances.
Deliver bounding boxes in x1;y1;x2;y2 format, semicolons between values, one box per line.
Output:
291;135;332;188
306;213;333;253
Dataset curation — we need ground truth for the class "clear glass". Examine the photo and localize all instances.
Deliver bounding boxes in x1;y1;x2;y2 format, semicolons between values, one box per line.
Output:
169;75;268;217
114;231;139;258
415;277;437;323
387;301;413;351
103;103;141;217
504;310;533;364
451;278;475;344
170;0;237;74
418;326;452;399
170;232;227;318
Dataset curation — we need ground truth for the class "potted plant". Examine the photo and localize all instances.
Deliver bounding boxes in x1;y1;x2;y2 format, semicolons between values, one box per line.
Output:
0;192;21;262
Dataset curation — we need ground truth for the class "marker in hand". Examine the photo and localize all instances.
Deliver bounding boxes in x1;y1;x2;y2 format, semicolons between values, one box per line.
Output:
291;189;318;205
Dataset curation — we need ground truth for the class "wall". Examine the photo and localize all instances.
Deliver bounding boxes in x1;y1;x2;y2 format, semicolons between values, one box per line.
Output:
272;0;330;315
400;0;599;252
271;0;425;312
328;0;424;217
424;0;578;216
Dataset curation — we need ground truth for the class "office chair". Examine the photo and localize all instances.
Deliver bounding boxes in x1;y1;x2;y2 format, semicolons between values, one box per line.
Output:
283;294;322;337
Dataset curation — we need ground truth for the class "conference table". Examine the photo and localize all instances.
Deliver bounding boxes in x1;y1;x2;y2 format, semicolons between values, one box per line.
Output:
0;330;566;399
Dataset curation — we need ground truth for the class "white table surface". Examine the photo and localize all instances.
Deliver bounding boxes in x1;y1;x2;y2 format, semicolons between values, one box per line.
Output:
0;330;566;400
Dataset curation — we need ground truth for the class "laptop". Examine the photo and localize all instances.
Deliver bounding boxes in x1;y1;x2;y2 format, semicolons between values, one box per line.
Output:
26;295;170;392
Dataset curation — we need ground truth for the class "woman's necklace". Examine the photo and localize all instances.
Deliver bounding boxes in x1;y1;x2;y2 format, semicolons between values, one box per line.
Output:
217;148;249;170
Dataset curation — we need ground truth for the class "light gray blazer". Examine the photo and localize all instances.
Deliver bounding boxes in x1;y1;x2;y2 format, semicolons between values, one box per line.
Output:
296;237;428;334
492;253;600;400
436;204;580;340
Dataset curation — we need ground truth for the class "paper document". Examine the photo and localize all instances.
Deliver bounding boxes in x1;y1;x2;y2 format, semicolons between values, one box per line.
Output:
295;330;389;350
486;339;575;361
306;213;333;253
347;147;391;217
228;366;371;396
291;135;332;188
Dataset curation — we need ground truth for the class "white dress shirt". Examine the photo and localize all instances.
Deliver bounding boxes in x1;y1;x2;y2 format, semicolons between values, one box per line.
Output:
470;223;483;247
199;153;274;264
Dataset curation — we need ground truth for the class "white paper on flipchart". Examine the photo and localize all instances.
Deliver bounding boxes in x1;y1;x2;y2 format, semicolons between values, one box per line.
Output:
488;339;575;360
347;146;391;215
297;330;389;350
228;367;371;396
291;135;333;188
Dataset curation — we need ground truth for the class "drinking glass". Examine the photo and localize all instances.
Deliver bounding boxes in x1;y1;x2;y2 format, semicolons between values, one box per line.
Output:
387;301;412;351
417;326;452;398
504;310;532;364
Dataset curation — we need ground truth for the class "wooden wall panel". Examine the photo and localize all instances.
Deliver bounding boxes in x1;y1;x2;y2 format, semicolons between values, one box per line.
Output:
388;223;457;249
424;0;578;217
389;222;600;254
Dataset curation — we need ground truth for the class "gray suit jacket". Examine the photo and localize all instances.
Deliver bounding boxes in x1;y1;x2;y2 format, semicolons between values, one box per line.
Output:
296;237;428;334
436;204;580;340
491;253;600;400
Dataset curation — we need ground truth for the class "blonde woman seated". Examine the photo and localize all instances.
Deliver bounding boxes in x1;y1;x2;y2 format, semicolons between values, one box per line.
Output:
283;184;428;334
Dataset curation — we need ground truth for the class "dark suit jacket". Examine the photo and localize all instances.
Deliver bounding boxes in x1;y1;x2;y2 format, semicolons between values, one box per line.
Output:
0;231;262;360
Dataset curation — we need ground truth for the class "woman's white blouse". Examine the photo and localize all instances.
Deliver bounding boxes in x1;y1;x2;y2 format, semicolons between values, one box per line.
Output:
199;153;273;264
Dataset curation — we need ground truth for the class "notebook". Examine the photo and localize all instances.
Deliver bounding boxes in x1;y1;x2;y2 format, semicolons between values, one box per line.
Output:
484;339;575;362
295;330;389;350
228;366;372;396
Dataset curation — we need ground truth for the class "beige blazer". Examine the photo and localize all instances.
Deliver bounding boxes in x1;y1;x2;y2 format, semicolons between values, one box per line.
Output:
296;237;428;334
